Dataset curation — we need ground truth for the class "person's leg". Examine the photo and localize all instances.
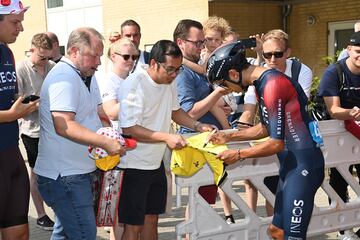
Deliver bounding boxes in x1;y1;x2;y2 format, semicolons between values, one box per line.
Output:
1;224;29;240
122;224;142;240
20;135;53;229
244;179;258;211
110;223;124;240
264;176;279;216
50;215;66;240
218;188;234;222
267;224;284;240
141;215;159;240
0;146;30;240
37;173;96;240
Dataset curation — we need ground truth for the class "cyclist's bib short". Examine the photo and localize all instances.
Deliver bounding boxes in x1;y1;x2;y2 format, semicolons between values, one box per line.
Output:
272;147;324;239
254;69;325;239
0;145;30;228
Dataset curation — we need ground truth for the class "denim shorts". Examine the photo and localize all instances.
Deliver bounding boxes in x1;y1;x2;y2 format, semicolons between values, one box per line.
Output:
37;173;96;240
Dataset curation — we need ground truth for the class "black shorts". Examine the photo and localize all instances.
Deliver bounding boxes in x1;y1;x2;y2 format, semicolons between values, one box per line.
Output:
118;162;167;225
0;145;30;228
21;134;39;168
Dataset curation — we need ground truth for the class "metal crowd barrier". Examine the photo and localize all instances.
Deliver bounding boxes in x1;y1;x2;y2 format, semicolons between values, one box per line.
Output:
175;120;360;240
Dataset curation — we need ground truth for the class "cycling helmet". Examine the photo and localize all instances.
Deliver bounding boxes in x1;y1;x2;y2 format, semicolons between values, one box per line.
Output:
206;41;249;88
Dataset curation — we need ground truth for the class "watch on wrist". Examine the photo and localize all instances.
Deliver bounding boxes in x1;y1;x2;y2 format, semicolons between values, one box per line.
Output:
237;149;245;162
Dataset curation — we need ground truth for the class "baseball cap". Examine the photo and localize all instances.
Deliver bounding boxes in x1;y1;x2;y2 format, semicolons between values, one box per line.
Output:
349;31;360;46
0;0;29;15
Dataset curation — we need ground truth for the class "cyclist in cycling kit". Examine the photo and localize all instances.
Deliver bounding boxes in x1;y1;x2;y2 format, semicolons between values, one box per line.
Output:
206;41;325;240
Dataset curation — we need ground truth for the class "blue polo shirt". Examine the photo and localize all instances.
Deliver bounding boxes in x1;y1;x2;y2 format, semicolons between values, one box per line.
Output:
176;66;221;133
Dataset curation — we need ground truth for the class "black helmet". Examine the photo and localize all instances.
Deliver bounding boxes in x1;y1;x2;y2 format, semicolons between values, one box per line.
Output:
206;41;249;85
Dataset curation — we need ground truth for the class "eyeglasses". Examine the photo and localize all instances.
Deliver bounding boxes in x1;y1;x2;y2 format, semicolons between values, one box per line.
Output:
184;39;206;48
157;62;184;75
262;51;284;59
114;53;139;61
37;53;52;61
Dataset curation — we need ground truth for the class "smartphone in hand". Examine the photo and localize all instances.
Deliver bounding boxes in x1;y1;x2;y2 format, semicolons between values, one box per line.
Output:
22;95;40;103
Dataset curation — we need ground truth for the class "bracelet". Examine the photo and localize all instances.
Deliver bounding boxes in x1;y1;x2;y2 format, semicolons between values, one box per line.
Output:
193;121;201;131
237;149;245;162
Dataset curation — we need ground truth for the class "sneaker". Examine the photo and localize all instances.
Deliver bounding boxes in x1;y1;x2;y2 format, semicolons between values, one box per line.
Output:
338;230;360;240
225;215;235;224
36;215;54;231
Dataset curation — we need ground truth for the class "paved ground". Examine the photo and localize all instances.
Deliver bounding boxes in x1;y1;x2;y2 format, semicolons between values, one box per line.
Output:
2;143;346;239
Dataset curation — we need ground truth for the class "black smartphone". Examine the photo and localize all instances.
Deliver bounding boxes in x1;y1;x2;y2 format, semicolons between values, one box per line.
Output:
22;95;40;103
240;38;256;48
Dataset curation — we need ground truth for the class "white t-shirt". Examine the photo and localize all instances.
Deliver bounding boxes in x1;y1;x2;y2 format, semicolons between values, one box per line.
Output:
244;59;313;104
119;67;180;170
34;57;102;180
97;71;125;129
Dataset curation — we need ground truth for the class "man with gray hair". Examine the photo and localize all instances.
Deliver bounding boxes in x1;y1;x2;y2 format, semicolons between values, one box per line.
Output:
34;27;125;239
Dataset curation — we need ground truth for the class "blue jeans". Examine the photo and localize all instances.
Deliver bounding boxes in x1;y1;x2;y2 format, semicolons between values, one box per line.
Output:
37;173;96;240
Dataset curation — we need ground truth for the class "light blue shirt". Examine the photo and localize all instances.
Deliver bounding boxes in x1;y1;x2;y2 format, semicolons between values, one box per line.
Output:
34;57;102;180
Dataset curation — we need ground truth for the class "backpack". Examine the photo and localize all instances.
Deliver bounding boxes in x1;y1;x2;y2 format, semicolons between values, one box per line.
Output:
289;58;302;82
260;58;302;82
310;62;345;121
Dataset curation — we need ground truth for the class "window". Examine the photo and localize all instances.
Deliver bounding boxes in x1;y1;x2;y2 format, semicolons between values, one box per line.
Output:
47;0;63;8
328;20;356;57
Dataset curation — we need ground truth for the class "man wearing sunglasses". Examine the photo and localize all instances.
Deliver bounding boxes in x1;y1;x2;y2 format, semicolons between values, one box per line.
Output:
120;19;150;72
207;41;325;240
16;32;56;231
242;29;313;217
118;40;213;240
173;19;232;223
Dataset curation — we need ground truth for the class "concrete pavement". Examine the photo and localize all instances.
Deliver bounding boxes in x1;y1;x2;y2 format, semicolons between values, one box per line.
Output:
13;142;342;239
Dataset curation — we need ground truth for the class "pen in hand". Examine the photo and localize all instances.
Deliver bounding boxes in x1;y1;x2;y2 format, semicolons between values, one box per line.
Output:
203;129;217;148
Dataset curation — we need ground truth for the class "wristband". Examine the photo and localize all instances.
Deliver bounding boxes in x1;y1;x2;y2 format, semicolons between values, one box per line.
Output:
237;149;245;162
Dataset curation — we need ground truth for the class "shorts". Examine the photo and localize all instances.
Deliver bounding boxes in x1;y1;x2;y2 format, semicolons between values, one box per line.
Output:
118;162;167;225
0;145;30;228
198;185;218;204
21;134;39;168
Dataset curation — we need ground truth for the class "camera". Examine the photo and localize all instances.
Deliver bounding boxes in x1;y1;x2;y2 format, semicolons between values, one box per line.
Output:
239;38;256;48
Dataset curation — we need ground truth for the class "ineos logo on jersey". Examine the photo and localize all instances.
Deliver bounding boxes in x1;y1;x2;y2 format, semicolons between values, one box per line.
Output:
0;71;16;83
290;199;304;234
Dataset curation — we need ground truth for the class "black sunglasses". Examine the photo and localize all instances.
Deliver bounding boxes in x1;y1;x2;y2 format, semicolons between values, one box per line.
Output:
114;53;139;61
262;51;284;59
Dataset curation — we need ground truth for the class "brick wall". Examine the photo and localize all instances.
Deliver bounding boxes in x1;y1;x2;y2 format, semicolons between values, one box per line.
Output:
289;0;360;77
209;1;283;58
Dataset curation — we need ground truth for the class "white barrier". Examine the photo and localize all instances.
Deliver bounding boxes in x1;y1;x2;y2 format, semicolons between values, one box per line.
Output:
175;120;360;240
